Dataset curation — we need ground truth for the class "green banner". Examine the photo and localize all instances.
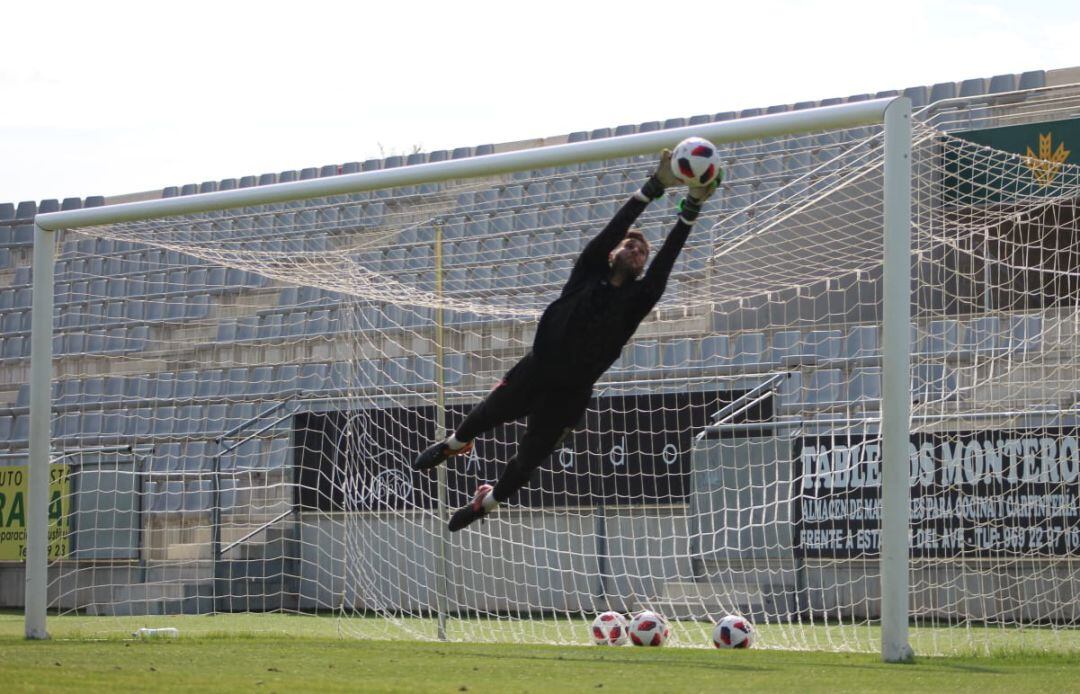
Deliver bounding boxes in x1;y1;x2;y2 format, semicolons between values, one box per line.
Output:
944;117;1079;205
0;465;69;561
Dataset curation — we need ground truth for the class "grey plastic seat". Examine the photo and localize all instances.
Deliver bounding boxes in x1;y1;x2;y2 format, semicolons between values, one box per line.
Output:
282;311;307;337
959;78;986;97
174;370;200;399
843;325;879;360
659;338;695;369
150;372;175;401
223;438;262;472
298;362;330;393
963;316;1001;353
266;438;290;469
929;82;956;103
912;363;958;404
847;367;882;403
467;266;493;292
731;333;767;365
204;403;228;435
1018;70;1045;90
144;481;166;513
922;319;961;355
307;309;331;335
103;375;126;402
988;74;1017;94
1005;314;1042;353
183;480;214;513
223;367;249;397
260;313;284;339
164;481;185;513
776;371;804;406
477;237;505;262
493;265;517;289
627;341;659;370
547;178;573;203
249;366;275;395
193;369;223;399
806;369;842;405
572;176;598;201
512;210;539;234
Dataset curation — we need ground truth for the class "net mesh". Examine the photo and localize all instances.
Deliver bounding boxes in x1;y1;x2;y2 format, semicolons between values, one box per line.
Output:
9;87;1080;654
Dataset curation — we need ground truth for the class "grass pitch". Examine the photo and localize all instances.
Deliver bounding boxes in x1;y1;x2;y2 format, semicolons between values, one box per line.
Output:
2;614;1080;693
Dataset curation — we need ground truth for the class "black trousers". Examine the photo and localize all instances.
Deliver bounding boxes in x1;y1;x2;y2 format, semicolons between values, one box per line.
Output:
454;352;592;503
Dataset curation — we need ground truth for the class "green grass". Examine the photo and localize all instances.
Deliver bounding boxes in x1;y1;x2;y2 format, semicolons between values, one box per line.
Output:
2;614;1080;692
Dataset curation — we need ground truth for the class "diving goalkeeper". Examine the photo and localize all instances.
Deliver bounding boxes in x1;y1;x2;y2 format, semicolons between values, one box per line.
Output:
413;150;718;531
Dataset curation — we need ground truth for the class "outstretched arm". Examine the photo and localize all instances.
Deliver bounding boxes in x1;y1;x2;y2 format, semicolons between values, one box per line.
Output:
638;183;719;305
566;152;679;284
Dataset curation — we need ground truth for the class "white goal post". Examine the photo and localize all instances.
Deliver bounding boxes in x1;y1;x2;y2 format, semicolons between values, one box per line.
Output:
25;97;913;659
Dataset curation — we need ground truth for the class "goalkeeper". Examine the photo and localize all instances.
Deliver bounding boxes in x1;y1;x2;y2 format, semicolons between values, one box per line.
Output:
413;150;718;531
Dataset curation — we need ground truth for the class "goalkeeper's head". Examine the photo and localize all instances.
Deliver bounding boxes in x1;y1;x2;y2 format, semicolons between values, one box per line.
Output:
608;229;650;281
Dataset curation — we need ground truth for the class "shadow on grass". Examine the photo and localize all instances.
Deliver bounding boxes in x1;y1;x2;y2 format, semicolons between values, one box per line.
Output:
429;646;776;673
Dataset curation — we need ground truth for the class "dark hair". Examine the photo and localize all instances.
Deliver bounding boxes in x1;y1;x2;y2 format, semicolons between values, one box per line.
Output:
624;229;650;253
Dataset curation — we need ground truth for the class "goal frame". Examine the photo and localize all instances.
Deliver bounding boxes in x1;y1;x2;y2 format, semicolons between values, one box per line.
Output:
26;97;913;661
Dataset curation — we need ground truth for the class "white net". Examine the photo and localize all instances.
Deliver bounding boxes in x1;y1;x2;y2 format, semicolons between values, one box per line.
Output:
10;86;1080;654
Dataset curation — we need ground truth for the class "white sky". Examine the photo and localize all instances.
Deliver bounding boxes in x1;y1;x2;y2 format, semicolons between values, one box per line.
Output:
1;0;1078;203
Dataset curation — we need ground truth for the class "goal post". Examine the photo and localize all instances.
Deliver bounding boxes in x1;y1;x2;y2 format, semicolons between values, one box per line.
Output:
25;97;913;656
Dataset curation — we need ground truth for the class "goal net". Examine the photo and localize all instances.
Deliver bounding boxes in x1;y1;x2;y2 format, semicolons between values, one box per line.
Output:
20;89;1080;655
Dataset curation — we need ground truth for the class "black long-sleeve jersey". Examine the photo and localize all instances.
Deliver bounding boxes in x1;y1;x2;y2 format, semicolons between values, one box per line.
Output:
530;195;694;386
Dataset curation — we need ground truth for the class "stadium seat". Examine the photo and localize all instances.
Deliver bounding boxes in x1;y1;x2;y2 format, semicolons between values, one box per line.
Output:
467;266;493;292
847;367;882;403
988;74;1017;94
547;178;573;203
1005;314;1042;353
493;265;517;289
806;369;843;405
700;335;730;366
184;480;214;514
164;481;185;513
298;362;330;393
731;333;767;366
1018;70;1045;90
174;370;199;399
165;441;199;472
959;78;986;97
770;330;808;364
963;316;1001;353
776;371;804;406
842;325;879;361
148;372;175;401
922;319;962;356
144;481;167;513
929;82;956;103
193;369;223;399
266;438;290;469
249;366;275;395
627;341;659;371
912;363;959;404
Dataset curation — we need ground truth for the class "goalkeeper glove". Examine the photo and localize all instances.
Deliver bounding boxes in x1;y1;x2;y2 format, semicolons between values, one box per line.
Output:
637;149;678;201
678;179;719;224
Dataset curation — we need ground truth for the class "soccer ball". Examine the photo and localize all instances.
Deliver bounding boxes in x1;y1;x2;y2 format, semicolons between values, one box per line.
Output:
590;611;629;646
628;610;670;647
712;614;754;649
670;137;723;187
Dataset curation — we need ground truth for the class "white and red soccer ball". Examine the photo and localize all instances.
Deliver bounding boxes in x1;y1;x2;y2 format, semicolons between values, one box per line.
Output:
628;610;670;647
712;614;754;649
590;611;629;646
670;137;723;187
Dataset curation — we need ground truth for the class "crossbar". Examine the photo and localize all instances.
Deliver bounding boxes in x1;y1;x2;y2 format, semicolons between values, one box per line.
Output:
34;98;896;231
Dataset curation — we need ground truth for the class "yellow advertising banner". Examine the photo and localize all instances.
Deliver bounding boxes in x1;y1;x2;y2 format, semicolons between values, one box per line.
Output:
0;465;69;561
